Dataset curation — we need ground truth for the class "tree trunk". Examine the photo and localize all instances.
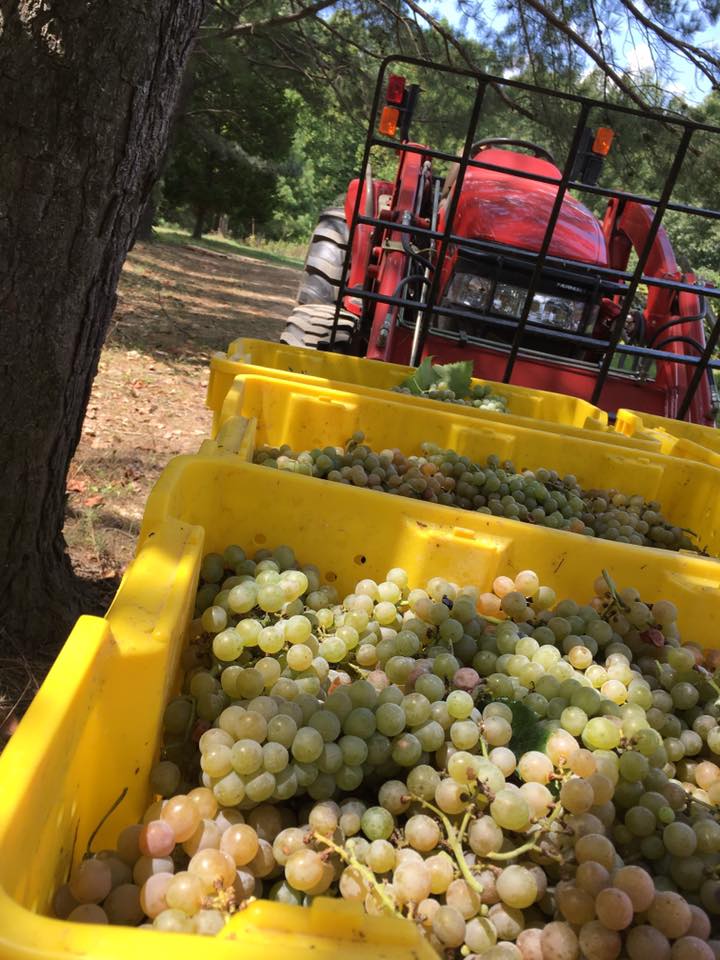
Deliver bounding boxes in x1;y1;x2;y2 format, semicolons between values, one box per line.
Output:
132;192;159;247
0;0;206;646
192;207;206;239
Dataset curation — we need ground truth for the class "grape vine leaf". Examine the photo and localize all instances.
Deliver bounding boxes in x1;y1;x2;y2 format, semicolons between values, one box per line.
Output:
479;697;551;756
412;356;440;392
433;360;473;397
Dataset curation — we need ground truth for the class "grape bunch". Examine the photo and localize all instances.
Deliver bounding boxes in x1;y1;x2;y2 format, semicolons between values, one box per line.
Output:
393;382;509;412
254;435;699;553
52;543;720;958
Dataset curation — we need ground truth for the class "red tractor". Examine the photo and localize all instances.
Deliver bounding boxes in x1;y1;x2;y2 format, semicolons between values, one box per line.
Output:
281;57;720;425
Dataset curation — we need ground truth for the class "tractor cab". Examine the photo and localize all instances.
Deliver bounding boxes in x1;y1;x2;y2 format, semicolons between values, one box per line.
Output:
282;57;720;426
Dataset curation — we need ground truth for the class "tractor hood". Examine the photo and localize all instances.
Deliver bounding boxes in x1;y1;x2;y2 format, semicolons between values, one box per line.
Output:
442;147;608;266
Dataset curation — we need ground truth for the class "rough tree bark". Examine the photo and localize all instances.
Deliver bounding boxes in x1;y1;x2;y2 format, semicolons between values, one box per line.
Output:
0;0;206;644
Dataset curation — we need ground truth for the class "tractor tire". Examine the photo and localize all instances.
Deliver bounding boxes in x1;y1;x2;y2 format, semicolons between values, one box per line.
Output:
296;206;349;306
280;304;355;350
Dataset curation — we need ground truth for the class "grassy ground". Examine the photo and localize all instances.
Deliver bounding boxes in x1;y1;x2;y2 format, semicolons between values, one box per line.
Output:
0;234;302;742
155;226;306;269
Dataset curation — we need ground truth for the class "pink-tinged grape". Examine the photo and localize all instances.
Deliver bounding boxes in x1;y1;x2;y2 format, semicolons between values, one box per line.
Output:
595;887;633;930
626;925;671;960
647;891;693;939
69;858;113;904
556;883;596;925
578;920;621;960
539;922;579;960
133;855;174;887
139;820;176;858
139;872;173;918
576;861;610;896
687;905;712;938
671;938;715;960
612;865;655;912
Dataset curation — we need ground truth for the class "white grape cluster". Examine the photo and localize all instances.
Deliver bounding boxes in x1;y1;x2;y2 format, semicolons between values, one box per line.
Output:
392;382;510;412
52;543;720;958
254;436;698;553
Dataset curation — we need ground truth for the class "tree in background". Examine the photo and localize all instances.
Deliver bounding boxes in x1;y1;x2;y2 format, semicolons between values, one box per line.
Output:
162;44;296;238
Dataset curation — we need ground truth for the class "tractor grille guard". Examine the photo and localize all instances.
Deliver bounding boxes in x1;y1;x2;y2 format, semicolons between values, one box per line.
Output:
327;55;720;423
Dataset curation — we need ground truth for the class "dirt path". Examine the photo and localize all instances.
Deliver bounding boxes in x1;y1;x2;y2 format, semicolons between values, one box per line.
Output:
64;239;301;591
0;238;301;740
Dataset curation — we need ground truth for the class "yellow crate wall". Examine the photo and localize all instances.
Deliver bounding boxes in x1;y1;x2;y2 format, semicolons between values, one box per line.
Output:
212;372;720;556
616;409;720;468
4;452;720;958
138;454;720;636
0;511;434;960
207;337;637;434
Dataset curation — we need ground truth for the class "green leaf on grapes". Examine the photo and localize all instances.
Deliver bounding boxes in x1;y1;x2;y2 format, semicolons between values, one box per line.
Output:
400;356;440;394
433;360;474;397
482;698;551;757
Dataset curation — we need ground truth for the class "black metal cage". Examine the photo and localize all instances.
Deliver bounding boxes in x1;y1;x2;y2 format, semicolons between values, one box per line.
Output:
327;55;720;423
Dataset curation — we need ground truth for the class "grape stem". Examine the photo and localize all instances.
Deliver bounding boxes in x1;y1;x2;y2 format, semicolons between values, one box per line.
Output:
409;793;484;897
84;786;128;858
312;831;401;917
485;800;565;861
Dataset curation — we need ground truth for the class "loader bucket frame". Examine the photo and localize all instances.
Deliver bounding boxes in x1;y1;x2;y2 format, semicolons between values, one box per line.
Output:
326;55;720;424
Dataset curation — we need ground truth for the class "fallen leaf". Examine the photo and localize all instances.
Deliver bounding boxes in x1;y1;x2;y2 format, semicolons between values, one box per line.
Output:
83;495;105;508
67;477;87;493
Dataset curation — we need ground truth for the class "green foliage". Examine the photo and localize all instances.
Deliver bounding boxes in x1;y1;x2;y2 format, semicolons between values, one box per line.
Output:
162;18;297;236
400;357;474;396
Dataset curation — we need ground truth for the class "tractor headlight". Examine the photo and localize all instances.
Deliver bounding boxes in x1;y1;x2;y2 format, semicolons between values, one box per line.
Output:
444;272;587;333
444;272;493;309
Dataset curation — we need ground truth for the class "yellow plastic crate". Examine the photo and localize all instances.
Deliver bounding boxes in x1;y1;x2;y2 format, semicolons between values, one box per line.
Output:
0;514;434;960
209;337;655;439
209;371;720;556
615;408;720;469
4;453;720;958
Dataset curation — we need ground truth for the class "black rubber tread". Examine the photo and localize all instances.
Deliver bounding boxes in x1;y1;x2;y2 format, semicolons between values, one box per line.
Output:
297;207;349;306
281;304;355;349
